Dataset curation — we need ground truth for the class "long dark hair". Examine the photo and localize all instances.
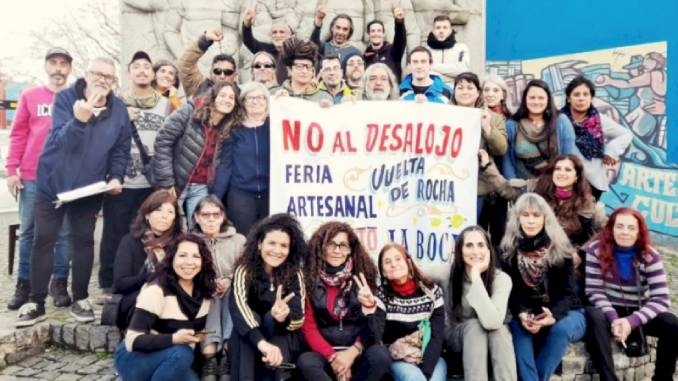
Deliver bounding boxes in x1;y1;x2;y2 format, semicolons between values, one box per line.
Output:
192;82;241;142
237;213;307;290
305;221;377;293
151;233;217;297
533;154;594;236
594;207;653;276
327;14;354;42
449;226;497;322
511;79;560;156
129;189;182;239
377;243;433;300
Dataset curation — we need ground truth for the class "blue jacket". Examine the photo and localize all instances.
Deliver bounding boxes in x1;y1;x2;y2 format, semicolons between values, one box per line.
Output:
36;79;131;201
501;114;575;179
399;73;452;104
212;118;270;198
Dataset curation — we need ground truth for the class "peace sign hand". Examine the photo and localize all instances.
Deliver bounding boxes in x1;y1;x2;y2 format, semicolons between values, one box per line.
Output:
353;273;376;314
271;285;295;323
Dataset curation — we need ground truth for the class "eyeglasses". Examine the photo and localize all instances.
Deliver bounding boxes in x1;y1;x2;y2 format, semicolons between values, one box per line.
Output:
327;242;351;253
212;68;235;76
253;63;275;69
292;63;314;72
87;70;116;84
198;212;223;220
245;95;267;103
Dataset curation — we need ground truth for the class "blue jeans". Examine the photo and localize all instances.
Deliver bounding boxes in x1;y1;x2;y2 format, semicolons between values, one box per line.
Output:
18;180;70;280
203;291;233;351
114;342;199;381
179;183;209;231
510;309;586;381
389;357;447;381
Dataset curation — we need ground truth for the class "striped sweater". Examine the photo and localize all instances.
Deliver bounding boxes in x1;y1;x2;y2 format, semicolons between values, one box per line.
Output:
124;282;210;352
585;241;670;329
230;265;305;347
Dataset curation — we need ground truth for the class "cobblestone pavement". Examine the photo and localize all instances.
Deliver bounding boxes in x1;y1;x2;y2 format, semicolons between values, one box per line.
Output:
0;347;118;380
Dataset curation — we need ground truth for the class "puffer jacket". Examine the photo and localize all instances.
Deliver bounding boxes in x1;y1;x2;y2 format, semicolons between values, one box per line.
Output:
152;102;222;195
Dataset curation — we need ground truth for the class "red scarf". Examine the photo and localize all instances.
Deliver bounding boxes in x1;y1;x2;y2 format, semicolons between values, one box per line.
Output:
390;278;417;296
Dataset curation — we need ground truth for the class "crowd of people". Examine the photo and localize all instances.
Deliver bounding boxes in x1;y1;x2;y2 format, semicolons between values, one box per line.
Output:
5;5;676;381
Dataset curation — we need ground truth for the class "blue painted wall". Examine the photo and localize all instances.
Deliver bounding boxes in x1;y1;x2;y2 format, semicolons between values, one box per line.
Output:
485;0;676;163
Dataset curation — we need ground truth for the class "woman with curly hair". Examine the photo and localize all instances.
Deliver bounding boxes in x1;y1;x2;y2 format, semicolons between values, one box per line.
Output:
112;189;183;330
297;221;390;381
114;233;217;381
446;225;516;381
152;81;241;230
229;213;307;381
500;193;584;381
366;244;446;381
585;208;677;381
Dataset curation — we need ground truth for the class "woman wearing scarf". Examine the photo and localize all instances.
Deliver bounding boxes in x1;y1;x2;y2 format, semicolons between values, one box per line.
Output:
297;221;390;381
561;76;632;200
367;243;446;381
112;189;182;331
502;80;576;182
114;233;216;381
426;15;470;86
500;193;585;381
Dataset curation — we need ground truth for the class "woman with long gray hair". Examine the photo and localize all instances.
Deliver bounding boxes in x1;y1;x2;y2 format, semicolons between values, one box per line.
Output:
500;193;585;381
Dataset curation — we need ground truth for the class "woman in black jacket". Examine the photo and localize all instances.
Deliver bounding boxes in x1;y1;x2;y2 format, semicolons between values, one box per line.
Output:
228;213;307;381
500;192;585;381
152;82;240;230
112;189;182;330
297;221;390;381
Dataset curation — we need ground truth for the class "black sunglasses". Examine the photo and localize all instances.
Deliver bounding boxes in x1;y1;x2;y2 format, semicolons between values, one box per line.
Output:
253;63;275;69
212;68;235;76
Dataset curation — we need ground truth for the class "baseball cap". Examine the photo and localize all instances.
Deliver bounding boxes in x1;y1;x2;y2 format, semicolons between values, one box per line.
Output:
45;47;73;63
129;50;152;65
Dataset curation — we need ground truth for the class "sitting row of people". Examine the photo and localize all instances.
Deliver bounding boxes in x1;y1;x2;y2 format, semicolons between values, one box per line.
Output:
112;189;677;381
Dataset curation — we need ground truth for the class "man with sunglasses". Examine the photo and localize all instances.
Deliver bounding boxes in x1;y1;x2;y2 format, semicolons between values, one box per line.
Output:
178;29;238;98
251;51;278;89
15;57;132;328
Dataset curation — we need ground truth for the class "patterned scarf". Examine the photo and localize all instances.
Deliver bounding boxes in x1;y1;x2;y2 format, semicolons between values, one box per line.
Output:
319;257;354;320
561;104;604;160
141;229;174;271
516;231;550;287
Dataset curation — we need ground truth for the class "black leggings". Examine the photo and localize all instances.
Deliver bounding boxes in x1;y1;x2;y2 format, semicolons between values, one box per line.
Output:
585;305;678;381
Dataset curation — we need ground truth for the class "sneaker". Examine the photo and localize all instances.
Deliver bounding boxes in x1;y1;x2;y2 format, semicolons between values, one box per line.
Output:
8;279;30;310
16;302;46;328
70;299;95;323
49;278;72;308
93;288;112;306
201;355;218;381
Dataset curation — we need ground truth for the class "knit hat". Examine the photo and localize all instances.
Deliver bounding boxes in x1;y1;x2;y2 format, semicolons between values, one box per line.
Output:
341;51;363;72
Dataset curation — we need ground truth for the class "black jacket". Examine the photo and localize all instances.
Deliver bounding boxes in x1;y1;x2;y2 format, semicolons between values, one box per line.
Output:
112;234;149;330
308;281;372;347
152;102;221;195
363;21;407;81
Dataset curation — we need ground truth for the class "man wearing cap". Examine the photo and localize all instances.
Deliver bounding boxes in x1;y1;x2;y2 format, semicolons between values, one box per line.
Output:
178;29;238;98
95;51;172;305
16;57;131;327
6;48;75;312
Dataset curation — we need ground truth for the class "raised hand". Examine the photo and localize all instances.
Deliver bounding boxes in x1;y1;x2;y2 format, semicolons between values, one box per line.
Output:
353;272;376;314
243;7;256;27
314;4;326;27
205;29;224;42
74;90;106;123
271;285;295;323
393;7;405;22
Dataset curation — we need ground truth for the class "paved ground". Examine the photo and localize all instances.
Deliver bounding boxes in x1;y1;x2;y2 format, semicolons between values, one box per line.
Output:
0;347;117;380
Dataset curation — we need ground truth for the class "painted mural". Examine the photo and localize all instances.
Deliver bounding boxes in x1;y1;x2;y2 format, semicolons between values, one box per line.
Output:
487;42;676;236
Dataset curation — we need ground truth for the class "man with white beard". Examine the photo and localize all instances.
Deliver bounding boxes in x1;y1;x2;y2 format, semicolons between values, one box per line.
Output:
361;63;399;100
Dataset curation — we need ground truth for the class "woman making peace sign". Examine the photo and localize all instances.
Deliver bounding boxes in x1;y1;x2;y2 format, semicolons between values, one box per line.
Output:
367;244;447;381
228;214;307;381
297;221;391;381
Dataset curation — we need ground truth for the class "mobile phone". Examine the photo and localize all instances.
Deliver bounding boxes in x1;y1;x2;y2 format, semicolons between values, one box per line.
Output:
266;362;296;369
194;330;215;340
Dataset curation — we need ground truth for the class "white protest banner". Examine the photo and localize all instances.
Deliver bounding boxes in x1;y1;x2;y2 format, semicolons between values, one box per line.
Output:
270;98;481;283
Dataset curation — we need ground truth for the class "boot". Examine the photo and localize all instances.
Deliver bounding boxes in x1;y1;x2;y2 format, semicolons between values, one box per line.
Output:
201;355;218;381
49;278;72;307
8;279;30;310
218;348;231;381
